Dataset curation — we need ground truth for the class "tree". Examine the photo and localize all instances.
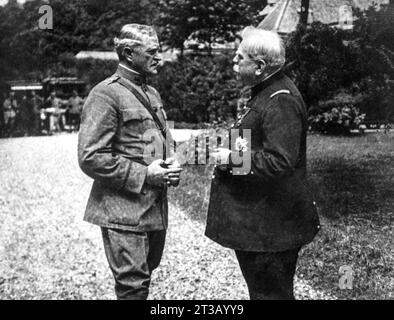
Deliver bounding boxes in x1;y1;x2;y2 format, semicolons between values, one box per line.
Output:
286;3;394;123
0;0;162;82
156;0;264;55
0;0;27;84
299;0;310;27
76;0;160;51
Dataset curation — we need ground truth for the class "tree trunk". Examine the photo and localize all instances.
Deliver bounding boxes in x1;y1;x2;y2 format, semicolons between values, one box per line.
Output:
300;0;310;26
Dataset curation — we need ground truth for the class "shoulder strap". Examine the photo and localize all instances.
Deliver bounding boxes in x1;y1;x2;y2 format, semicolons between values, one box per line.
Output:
116;76;166;138
270;89;291;99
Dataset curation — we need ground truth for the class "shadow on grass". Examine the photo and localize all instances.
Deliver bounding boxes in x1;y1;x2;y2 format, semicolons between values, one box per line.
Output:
302;153;394;299
309;155;394;223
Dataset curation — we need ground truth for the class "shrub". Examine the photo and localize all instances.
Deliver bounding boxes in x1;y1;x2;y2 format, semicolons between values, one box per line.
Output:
285;22;360;109
309;105;366;135
152;53;242;123
76;58;118;91
286;4;394;126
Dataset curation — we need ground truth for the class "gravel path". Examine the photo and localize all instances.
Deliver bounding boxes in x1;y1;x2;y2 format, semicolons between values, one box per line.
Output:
150;204;336;300
0;134;335;300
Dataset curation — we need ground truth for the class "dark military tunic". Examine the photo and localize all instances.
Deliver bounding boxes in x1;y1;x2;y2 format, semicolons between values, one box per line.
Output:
205;71;320;252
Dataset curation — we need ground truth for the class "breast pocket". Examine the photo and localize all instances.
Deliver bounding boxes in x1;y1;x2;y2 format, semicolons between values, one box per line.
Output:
120;108;164;161
121;109;158;137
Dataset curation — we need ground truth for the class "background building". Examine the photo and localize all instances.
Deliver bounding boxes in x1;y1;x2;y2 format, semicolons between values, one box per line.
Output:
259;0;390;34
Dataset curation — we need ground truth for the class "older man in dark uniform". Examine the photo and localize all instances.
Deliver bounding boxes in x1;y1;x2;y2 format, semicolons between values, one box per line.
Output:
78;24;182;300
206;27;320;300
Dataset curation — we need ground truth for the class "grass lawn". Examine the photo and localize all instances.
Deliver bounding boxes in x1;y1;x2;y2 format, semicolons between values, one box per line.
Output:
0;132;392;299
169;132;394;300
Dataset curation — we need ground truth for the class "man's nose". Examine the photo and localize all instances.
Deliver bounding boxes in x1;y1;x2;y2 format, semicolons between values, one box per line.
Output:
154;54;163;67
155;53;162;62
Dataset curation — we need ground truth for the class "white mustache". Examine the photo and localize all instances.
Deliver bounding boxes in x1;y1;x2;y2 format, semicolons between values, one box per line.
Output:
233;64;240;73
151;60;163;68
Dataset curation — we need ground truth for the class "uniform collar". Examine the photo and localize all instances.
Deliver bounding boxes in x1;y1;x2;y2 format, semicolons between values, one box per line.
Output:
251;69;285;97
116;63;147;87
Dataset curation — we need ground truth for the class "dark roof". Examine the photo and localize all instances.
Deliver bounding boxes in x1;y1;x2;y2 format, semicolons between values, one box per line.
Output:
258;0;390;34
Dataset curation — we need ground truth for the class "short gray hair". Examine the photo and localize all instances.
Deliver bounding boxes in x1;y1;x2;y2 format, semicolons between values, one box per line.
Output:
240;27;286;68
114;24;159;60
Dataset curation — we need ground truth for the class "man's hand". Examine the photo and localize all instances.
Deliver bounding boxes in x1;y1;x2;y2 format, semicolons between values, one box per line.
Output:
164;157;182;187
211;148;231;171
165;157;181;169
146;159;183;187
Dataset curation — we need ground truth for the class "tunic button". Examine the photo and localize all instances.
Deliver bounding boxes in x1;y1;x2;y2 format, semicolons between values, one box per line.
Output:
251;171;254;175
229;170;233;174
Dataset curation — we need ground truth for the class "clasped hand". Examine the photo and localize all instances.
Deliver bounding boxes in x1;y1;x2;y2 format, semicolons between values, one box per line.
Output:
146;158;183;187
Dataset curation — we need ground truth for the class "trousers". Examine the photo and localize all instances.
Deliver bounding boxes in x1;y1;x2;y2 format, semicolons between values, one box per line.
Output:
235;247;301;300
101;227;166;300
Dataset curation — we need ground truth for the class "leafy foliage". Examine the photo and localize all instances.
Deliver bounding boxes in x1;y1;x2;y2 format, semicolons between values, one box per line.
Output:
309;105;366;135
285;23;358;108
156;0;264;54
1;0;393;127
76;58;118;91
152;54;242;123
0;0;160;87
74;53;241;124
285;3;394;125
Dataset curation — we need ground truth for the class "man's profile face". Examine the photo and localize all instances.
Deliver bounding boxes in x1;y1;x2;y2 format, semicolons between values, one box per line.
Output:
233;44;258;86
131;42;161;76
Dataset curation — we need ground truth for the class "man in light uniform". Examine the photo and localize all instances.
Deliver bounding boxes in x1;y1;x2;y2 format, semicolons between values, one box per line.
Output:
78;24;182;300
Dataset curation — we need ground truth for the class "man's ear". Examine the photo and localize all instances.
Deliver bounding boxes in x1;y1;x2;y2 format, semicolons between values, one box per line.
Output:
124;47;133;64
255;59;266;76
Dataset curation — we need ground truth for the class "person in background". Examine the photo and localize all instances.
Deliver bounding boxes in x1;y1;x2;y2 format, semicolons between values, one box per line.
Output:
68;90;83;132
19;94;31;136
31;90;44;135
3;91;18;137
46;91;63;133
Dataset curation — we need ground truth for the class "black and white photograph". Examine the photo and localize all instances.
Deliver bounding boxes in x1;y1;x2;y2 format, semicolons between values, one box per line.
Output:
0;0;393;303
